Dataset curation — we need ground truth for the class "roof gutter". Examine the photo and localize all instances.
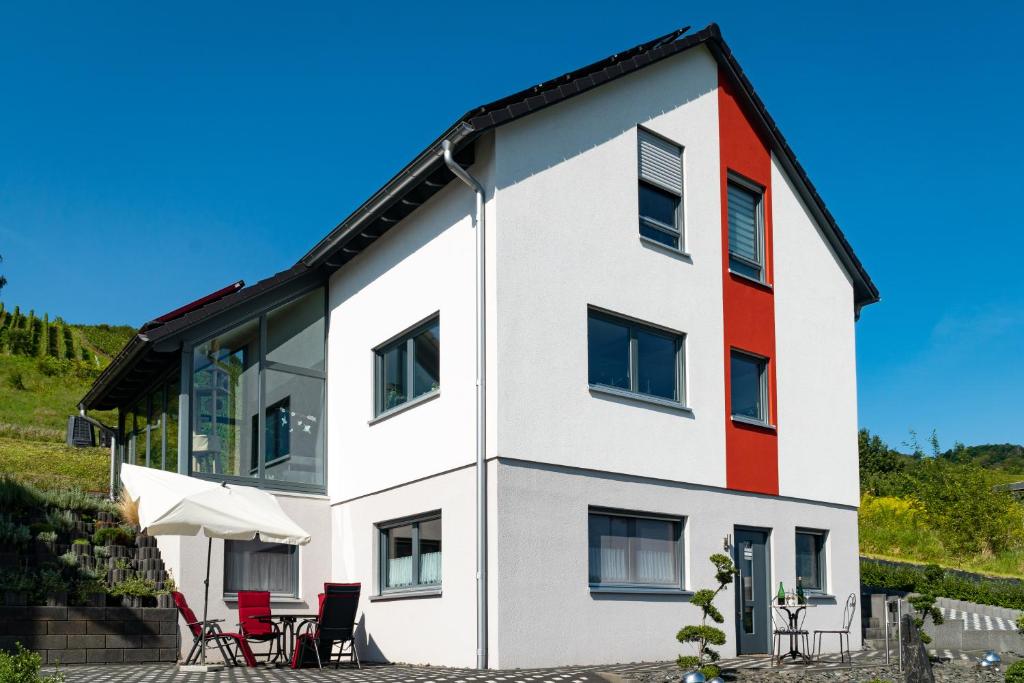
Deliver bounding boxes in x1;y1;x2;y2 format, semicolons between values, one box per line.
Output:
441;139;488;670
79;333;150;411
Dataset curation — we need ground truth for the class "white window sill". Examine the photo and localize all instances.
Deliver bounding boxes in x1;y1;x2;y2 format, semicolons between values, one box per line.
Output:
369;587;442;602
730;414;776;431
804;592;835;601
590;585;693;596
368;390;440;425
728;269;773;291
639;235;691;260
589;385;692;414
223;595;302;604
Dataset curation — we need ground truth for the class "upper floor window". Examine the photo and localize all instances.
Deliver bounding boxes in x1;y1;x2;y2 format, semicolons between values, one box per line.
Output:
730;350;769;425
378;513;442;593
795;529;827;592
588;309;685;404
727;177;765;282
637;130;683;250
374;315;440;417
588;509;683;590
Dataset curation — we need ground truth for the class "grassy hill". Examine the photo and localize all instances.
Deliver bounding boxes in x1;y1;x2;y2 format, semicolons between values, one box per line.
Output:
0;302;133;493
859;429;1024;578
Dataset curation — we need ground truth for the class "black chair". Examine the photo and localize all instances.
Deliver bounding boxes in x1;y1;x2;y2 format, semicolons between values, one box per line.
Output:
813;593;857;663
772;605;810;666
291;582;361;669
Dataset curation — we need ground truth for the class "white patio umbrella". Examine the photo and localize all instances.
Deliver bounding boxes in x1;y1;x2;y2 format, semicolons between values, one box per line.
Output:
119;464;311;669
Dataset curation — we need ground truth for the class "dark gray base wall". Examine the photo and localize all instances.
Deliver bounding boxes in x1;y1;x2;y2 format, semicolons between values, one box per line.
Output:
0;606;179;664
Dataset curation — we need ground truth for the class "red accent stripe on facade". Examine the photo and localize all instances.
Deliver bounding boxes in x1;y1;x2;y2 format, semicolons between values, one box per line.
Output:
718;66;779;495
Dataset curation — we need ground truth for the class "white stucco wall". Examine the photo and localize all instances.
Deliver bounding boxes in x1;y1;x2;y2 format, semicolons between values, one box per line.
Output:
325;137;496;504
771;153;860;507
494;459;861;668
491;46;727;489
158;492;332;662
330;462;499;668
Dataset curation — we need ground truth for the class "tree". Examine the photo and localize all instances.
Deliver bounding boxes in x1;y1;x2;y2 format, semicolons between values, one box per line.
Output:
0;253;6;294
907;592;943;644
677;554;738;678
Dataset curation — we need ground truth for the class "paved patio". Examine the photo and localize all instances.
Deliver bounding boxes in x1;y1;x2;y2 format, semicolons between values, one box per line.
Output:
44;649;934;683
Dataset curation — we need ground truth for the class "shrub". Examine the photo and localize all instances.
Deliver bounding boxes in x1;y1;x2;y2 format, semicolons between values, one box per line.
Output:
1005;660;1024;683
40;488;114;516
0;642;65;682
57;553;77;568
0;570;34;593
35;531;56;544
109;576;156;599
44;510;74;534
862;559;1024;610
676;554;738;679
92;526;134;547
0;518;32;549
37;568;65;595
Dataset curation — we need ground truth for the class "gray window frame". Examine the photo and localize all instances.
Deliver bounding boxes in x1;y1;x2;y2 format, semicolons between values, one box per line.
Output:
730;349;770;426
795;528;827;593
637;128;685;252
183;284;329;495
372;313;440;419
587;308;687;407
727;173;766;283
376;511;443;596
222;538;300;600
588;507;686;592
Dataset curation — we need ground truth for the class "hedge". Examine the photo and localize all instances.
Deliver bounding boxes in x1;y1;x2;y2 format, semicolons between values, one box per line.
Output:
861;558;1024;611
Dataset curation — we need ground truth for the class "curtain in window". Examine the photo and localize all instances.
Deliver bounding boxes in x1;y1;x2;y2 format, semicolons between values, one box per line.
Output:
387;556;413;588
224;540;297;595
635;549;675;583
728;182;759;262
418;551;442;585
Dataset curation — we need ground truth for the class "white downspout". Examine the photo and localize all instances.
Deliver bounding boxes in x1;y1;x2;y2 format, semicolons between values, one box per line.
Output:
441;139;487;670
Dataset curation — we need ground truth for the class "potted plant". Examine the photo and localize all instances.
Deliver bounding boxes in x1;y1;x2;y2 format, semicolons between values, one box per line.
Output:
156;574;177;608
38;567;67;606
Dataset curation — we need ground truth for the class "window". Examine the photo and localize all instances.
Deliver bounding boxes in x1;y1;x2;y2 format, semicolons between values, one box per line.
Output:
190;287;326;490
374;316;440;416
637;130;683;249
730;350;768;424
588;509;683;589
224;538;299;597
727;178;764;281
378;514;442;592
588;310;684;403
795;529;827;592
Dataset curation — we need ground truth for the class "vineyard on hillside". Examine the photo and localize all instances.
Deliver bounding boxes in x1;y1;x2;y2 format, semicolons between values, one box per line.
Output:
0;302;134;493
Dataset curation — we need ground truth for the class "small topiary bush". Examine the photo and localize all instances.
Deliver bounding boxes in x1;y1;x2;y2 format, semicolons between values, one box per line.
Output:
676;554;738;679
1005;660;1024;683
0;642;65;682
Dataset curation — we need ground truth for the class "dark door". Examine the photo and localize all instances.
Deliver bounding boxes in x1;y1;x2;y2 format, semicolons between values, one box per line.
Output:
733;527;770;654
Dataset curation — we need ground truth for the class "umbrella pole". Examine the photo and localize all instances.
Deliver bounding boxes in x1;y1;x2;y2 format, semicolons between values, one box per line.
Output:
201;536;211;666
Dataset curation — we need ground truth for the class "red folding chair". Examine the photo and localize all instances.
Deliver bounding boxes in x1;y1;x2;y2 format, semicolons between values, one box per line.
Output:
237;590;284;663
172;591;257;667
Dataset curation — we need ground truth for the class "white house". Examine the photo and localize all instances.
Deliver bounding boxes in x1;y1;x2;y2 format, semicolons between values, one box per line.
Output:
82;23;878;669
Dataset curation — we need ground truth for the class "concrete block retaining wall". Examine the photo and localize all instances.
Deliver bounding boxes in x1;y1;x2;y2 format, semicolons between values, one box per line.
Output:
0;606;179;664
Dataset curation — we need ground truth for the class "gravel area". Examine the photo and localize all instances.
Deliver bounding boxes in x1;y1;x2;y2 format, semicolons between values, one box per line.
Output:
627;659;1009;683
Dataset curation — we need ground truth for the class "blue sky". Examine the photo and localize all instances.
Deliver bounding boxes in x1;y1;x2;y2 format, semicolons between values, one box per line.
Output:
1;2;1021;449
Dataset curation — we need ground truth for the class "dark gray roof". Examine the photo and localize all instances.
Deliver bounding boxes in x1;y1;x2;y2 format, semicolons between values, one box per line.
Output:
83;23;879;411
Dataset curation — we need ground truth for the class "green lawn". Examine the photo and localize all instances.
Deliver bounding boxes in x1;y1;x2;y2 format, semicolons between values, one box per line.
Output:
0;437;109;493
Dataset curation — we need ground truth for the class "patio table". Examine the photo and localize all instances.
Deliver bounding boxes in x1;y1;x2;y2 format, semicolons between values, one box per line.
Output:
774;603;814;663
256;614;319;664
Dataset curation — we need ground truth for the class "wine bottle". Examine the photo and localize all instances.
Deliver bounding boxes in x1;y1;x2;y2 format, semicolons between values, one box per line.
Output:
796;576;806;605
777;581;785;605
